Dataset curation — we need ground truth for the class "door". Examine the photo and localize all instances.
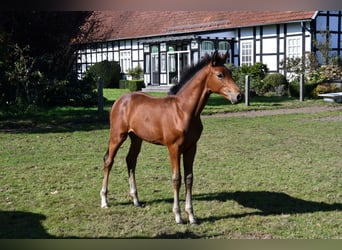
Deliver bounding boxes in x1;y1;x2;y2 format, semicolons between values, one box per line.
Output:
151;53;159;85
167;51;190;85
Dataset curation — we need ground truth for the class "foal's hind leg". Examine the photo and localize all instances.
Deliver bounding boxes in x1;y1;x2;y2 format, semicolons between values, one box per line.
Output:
100;134;127;208
126;133;143;207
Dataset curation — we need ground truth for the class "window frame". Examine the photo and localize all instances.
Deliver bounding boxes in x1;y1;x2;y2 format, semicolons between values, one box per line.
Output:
240;40;253;66
286;36;302;58
120;50;132;73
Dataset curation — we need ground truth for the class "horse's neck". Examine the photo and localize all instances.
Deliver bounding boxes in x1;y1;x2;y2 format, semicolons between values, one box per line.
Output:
176;67;210;117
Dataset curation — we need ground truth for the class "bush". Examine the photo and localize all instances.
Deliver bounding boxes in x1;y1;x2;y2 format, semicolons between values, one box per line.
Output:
288;80;318;98
262;73;288;96
236;62;269;95
86;60;121;88
0;44;98;112
226;63;248;93
312;83;340;97
319;64;342;82
240;62;268;80
126;65;143;80
3;44;45;106
41;75;97;107
119;80;145;91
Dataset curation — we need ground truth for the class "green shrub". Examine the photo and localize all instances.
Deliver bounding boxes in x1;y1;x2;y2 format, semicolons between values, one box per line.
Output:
119;80;145;91
3;44;45;106
226;63;245;92
262;73;288;96
288;80;318;98
319;64;342;82
235;62;269;95
126;65;143;80
0;44;98;111
86;60;121;88
312;83;340;97
239;62;268;80
42;75;97;107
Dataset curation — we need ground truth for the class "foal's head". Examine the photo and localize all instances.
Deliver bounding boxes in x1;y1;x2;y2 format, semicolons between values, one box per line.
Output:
207;51;243;104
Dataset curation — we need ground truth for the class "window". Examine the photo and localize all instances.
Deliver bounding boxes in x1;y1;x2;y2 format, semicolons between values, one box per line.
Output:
218;41;230;63
161;53;166;72
120;50;131;73
168;54;176;73
151;45;159;53
287;37;302;58
218;41;230;51
202;41;214;50
144;54;150;73
201;40;215;58
240;41;253;65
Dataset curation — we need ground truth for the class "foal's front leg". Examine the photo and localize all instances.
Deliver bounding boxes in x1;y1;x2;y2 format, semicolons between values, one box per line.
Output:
168;145;182;224
183;144;197;225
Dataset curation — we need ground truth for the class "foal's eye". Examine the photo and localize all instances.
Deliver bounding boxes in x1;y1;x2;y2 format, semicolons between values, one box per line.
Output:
217;73;224;79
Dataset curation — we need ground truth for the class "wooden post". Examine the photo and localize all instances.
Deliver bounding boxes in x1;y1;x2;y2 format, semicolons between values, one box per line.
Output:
299;73;305;102
245;75;250;106
97;77;104;114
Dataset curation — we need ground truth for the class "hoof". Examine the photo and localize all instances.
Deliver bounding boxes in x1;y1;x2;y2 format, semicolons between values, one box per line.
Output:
175;217;183;225
190;221;198;226
189;218;198;225
134;202;145;208
101;205;109;208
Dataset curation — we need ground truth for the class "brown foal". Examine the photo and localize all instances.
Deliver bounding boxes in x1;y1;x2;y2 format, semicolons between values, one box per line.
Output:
100;50;242;224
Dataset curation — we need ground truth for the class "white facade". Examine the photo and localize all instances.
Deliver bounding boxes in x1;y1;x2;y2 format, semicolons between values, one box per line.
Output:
75;11;342;85
235;22;312;74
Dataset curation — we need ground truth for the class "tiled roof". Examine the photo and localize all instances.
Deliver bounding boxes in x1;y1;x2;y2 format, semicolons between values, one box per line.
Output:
75;11;316;43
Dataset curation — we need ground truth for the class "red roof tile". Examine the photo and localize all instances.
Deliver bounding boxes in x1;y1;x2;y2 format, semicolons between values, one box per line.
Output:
75;11;316;43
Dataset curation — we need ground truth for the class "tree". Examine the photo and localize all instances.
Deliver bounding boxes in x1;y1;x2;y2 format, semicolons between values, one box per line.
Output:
0;11;94;78
0;11;100;109
86;60;121;88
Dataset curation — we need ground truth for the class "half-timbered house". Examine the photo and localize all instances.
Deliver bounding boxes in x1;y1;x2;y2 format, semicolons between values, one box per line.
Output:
74;11;342;87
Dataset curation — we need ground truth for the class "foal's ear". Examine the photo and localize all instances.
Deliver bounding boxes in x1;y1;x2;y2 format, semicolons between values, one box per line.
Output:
211;50;219;66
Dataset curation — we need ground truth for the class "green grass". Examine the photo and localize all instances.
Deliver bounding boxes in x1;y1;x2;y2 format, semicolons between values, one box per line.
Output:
0;93;341;238
0;89;338;131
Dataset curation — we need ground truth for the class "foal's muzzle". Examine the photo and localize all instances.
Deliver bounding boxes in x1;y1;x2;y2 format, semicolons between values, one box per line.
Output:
230;92;243;104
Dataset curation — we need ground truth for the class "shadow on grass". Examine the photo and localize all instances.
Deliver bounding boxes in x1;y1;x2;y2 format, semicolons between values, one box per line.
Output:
193;191;342;223
3;191;340;239
207;95;296;107
0;211;54;238
114;190;342;226
0;108;110;134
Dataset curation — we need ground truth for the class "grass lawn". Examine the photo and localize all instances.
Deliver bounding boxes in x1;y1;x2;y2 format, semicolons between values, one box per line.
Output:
0;88;338;130
0;89;341;238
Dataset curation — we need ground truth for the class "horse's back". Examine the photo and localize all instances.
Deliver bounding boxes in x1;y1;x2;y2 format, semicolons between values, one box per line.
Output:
109;92;179;144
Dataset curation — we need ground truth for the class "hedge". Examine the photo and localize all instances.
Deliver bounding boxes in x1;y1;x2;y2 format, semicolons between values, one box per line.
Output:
87;60;121;88
288;80;318;98
119;80;145;91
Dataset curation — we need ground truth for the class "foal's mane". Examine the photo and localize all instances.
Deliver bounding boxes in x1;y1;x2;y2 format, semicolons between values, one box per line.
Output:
168;54;212;95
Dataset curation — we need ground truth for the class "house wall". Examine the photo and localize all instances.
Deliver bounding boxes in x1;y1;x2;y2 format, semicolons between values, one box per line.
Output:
75;39;144;79
75;23;312;82
74;11;342;85
235;22;312;73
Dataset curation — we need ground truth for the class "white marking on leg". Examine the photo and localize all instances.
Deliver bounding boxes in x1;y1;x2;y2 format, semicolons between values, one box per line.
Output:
100;187;108;208
129;172;140;207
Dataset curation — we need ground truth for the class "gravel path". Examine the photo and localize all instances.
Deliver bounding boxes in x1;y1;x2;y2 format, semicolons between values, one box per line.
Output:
204;105;342;118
